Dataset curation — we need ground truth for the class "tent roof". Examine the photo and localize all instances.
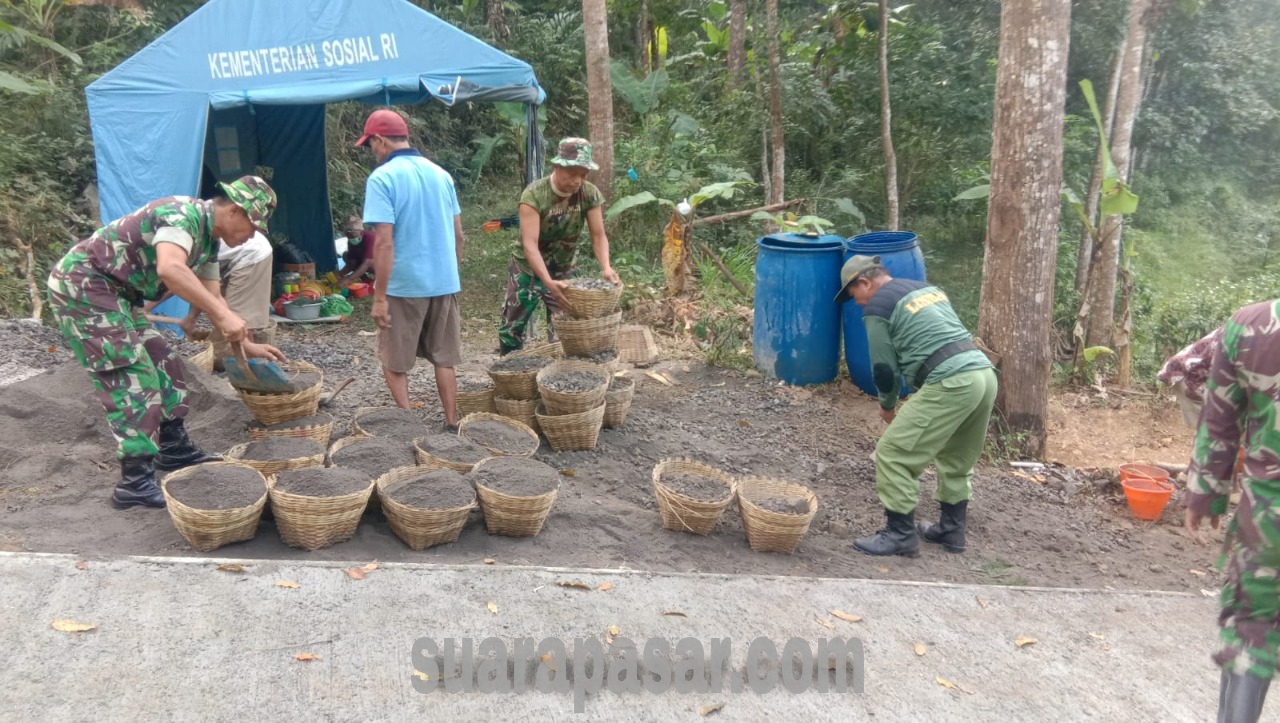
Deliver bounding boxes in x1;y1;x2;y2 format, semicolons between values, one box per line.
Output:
87;0;544;108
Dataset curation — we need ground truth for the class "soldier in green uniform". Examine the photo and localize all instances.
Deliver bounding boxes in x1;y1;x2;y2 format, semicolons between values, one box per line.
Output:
834;255;997;557
46;176;284;510
497;137;620;355
1185;299;1280;723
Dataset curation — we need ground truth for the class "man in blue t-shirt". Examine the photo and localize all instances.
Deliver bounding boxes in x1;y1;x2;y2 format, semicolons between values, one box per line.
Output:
357;109;466;428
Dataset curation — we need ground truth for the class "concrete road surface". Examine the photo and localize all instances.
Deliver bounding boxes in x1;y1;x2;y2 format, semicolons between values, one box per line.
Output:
0;552;1223;721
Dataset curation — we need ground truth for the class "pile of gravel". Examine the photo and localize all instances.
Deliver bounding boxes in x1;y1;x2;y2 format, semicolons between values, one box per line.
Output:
472;457;559;497
491;355;553;373
540;370;605;394
238;437;325;461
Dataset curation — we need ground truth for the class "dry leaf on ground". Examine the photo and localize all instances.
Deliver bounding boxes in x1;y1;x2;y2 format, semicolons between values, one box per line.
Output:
598;582;614;592
1088;632;1106;641
274;581;300;589
698;702;726;716
645;371;673;387
831;610;862;623
877;566;891;573
738;419;752;427
216;564;246;573
487;602;499;614
914;643;927;657
1015;636;1038;648
560;469;577;477
815;616;835;630
662;610;688;617
1190;569;1207;576
557;581;592;591
295;652;321;662
483;558;495;565
74;561;88;571
936;677;972;694
52;619;96;633
412;670;430;681
976;596;988;609
609;625;621;636
344;561;379;580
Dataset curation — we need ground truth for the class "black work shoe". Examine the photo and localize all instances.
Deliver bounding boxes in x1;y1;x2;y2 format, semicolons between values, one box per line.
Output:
1219;670;1271;723
918;500;969;553
112;456;166;509
155;418;221;472
854;509;920;557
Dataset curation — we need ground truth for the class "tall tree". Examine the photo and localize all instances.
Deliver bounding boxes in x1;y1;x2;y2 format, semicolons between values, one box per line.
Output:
485;0;510;45
1084;0;1151;348
1075;38;1124;292
878;0;899;230
765;0;784;204
583;0;615;200
727;0;746;90
978;0;1073;457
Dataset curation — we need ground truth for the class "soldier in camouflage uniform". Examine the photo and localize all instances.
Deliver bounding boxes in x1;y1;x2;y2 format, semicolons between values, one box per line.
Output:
1185;299;1280;723
497;138;620;355
46;176;283;510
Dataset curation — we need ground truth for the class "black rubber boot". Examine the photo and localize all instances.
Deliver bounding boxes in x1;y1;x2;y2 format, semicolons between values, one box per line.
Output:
154;418;221;472
854;509;920;558
918;500;969;553
112;456;166;509
1219;670;1271;723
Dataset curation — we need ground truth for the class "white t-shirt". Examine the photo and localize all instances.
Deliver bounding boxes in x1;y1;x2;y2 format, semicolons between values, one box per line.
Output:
218;232;272;273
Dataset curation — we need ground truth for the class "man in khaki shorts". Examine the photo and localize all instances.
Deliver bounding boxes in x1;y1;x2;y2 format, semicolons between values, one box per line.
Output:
356;108;465;428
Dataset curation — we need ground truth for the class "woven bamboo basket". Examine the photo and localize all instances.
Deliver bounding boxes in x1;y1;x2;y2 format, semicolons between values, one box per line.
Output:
603;377;636;429
225;440;326;477
736;476;819;554
618;325;660;366
457;387;498;416
248;412;335;447
552;311;622;357
236;360;324;425
353;406;429;438
652;459;738;535
494;395;540;434
566;349;620;374
413;435;487;473
473;457;559;537
488;362;546;401
563;281;623;319
375;465;477;550
458;412;540;457
160;461;268;552
536;360;609;415
267;472;375;551
535;402;605;452
508;341;564;360
187;342;214;374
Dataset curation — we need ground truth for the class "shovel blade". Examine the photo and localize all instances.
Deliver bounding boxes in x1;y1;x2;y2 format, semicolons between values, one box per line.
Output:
225;358;293;393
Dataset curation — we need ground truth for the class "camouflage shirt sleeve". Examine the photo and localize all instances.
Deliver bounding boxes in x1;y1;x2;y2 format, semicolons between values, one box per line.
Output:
581;182;604;211
152;225;196;254
195;262;221;281
1185;322;1245;517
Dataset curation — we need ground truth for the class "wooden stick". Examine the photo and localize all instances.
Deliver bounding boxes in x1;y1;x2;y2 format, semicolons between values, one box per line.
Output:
694;242;752;298
690;199;805;228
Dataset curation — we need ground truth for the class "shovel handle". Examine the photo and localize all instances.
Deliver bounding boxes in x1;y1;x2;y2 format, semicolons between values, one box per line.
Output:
321;377;356;407
231;341;257;382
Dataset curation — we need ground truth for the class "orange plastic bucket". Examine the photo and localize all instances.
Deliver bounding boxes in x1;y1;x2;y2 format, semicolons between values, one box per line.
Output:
1119;463;1174;521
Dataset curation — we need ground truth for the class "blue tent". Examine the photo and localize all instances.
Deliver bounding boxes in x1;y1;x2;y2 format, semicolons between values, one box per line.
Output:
86;0;544;285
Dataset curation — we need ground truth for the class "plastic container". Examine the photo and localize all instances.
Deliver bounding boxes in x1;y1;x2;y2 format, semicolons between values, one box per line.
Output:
842;231;927;396
1119;464;1174;521
752;233;846;386
284;299;324;321
347;282;372;298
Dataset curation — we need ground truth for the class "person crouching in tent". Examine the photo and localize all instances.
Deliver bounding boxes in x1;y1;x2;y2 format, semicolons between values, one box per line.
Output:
46;175;285;510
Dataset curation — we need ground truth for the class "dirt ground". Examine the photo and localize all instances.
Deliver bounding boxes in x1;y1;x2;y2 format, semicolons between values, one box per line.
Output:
0;316;1227;594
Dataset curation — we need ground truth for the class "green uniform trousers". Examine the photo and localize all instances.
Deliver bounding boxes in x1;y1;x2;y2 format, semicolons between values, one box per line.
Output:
874;367;997;514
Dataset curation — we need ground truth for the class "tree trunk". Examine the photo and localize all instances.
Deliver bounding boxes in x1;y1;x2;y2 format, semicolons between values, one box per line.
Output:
485;0;509;45
1085;0;1150;348
878;0;899;230
638;0;652;75
1076;38;1124;293
727;0;746;90
765;0;785;205
977;0;1073;459
583;0;615;201
752;61;773;206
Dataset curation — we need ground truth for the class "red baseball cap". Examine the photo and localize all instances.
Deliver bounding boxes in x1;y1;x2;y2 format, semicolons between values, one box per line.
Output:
354;109;409;147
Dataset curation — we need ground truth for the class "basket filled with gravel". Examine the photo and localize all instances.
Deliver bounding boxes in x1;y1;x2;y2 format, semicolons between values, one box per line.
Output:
225;437;326;477
414;432;492;473
458;413;540;457
536;360;609;415
353;407;430;439
736;476;819;554
376;466;478;550
235;360;324;425
488;354;554;401
652;459;738;535
562;277;623;319
161;461;268;552
457;375;498;416
268;466;376;550
494;395;540;435
567;347;619;374
551;311;622;357
508;341;563;360
535;402;605;452
603;376;635;429
247;412;336;447
471;456;560;537
327;435;419;479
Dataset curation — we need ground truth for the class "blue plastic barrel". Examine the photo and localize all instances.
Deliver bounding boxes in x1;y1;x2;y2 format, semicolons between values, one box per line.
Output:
842;231;927;395
752;233;846;386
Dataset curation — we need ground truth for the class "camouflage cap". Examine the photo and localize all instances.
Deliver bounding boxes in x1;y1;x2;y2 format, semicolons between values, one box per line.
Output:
834;254;882;303
218;175;277;232
550;137;599;170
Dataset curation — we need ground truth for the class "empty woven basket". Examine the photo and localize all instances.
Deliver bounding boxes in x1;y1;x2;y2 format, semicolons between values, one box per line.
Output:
652;458;737;535
535;402;606;452
603;377;636;429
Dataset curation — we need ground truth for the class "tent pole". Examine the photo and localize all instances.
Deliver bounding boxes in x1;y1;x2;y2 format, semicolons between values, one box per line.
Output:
526;102;543;185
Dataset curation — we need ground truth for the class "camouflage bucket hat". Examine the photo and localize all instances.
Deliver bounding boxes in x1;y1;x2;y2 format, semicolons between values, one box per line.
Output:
219;175;277;232
550;137;599;170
